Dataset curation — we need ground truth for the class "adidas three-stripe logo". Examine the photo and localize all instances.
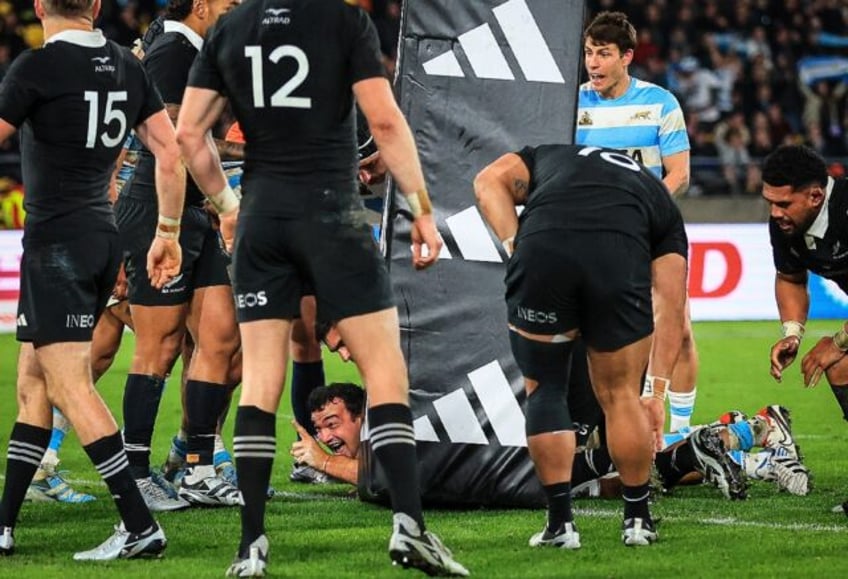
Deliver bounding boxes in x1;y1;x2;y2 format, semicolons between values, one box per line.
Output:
422;0;564;84
411;360;527;448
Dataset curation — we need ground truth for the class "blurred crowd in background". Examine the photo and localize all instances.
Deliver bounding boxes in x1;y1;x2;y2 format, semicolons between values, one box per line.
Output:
599;0;848;195
0;0;845;227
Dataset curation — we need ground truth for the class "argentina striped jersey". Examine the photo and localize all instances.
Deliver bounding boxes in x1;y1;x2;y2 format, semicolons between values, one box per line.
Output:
575;77;689;178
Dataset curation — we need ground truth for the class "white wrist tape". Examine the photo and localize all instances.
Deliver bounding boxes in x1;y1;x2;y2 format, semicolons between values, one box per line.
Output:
501;236;515;257
155;228;179;240
642;375;670;401
208;184;240;214
403;189;433;218
834;327;848;352
781;320;805;341
156;214;180;240
157;214;180;228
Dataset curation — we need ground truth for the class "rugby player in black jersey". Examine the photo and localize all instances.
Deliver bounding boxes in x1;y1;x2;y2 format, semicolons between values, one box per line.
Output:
475;144;688;549
0;0;185;560
115;0;242;511
762;144;848;515
176;0;467;576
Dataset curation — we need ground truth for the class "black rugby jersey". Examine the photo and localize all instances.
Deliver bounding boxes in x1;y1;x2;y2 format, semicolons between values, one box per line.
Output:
0;29;163;241
516;144;688;259
188;0;384;217
771;177;848;293
128;21;206;207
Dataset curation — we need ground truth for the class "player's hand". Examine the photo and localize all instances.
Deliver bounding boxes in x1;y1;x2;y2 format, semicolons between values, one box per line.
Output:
112;263;129;300
410;213;442;270
290;420;328;470
219;207;239;253
640;397;665;452
146;237;182;289
801;336;846;388
770;336;800;382
358;151;387;185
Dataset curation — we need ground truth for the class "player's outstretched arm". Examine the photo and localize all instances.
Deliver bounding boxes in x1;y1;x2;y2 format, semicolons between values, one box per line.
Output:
176;87;239;251
645;252;687;446
353;77;440;269
661;149;690;197
136;109;186;288
770;271;809;382
474;153;530;257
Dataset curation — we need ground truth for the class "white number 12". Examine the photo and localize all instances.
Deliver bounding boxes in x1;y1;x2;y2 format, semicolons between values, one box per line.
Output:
245;45;312;109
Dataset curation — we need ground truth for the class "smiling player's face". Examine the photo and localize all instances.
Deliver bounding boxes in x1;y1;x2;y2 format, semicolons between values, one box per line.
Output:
311;399;362;458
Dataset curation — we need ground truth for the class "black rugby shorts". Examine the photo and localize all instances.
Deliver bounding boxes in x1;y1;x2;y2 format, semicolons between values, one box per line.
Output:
505;230;654;351
116;198;230;306
232;214;394;324
17;231;121;344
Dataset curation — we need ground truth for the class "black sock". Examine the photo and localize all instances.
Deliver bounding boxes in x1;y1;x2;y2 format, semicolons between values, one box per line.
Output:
122;374;165;479
543;482;573;531
655;442;698;488
85;432;155;533
368;404;424;530
234;406;276;555
185;380;231;468
216;383;239;432
831;385;848;421
572;447;614;486
0;423;50;528
622;481;652;521
291;361;324;438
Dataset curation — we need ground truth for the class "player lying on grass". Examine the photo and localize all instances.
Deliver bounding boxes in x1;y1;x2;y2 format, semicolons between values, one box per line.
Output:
291;380;810;501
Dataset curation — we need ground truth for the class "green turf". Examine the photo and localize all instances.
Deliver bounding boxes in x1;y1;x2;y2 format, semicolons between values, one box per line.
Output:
0;321;845;577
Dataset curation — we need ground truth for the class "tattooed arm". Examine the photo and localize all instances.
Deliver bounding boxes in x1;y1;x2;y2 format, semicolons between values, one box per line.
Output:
473;152;531;255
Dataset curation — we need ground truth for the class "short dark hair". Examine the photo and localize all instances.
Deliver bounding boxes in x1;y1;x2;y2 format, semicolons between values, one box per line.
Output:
164;0;194;22
762;145;828;190
307;383;365;418
43;0;95;18
583;11;637;53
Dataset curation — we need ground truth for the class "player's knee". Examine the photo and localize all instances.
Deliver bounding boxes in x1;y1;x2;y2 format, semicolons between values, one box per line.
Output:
509;331;573;436
91;353;117;382
135;333;183;375
526;383;572;436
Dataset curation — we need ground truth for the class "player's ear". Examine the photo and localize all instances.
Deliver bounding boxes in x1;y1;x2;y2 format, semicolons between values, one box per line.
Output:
194;0;206;17
808;185;825;207
621;47;634;67
33;0;45;21
91;0;101;20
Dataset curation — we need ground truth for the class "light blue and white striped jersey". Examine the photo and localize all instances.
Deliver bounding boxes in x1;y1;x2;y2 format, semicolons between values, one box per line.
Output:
575;77;689;179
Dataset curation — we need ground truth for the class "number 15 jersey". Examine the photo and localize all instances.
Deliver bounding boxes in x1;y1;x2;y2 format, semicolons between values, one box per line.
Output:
0;29;163;241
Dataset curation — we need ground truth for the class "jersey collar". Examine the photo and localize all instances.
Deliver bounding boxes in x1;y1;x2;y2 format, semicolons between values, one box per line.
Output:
44;29;107;47
164;20;203;51
804;177;835;248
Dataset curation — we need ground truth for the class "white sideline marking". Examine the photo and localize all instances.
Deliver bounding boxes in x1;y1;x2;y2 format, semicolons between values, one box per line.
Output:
6;475;845;532
575;507;848;533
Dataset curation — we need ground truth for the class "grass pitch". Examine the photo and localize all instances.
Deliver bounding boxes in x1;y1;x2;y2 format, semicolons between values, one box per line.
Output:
0;320;845;578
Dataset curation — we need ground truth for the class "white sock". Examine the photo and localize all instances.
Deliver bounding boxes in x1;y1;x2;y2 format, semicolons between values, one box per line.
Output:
185;463;216;483
214;434;226;455
669;388;697;431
